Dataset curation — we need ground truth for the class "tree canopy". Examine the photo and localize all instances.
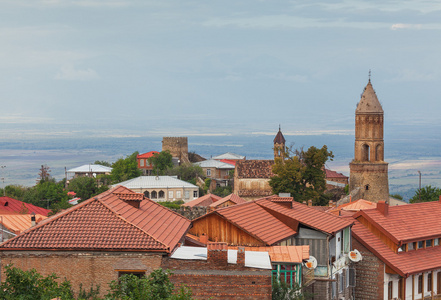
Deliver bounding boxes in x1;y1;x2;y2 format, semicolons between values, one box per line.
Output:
409;185;441;203
269;145;333;205
148;151;174;175
110;151;141;183
164;164;203;182
68;176;109;202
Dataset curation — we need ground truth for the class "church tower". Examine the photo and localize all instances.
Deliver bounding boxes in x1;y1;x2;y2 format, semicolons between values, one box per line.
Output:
274;126;286;160
349;79;389;202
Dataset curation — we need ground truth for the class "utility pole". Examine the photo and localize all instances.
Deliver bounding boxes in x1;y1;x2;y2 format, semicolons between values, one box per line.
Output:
1;165;6;196
418;170;421;202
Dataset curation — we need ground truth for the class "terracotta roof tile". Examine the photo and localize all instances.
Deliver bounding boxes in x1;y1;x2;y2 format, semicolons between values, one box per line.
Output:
0;213;47;234
235;160;274;179
325;169;348;179
354;201;441;244
230;245;309;264
137;151;159;159
0;197;51;216
0;186;191;253
352;220;441;277
182;194;222;208
209;194;246;208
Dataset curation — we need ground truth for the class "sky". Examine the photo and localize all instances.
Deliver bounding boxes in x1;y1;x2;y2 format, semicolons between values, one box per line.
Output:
1;0;441;138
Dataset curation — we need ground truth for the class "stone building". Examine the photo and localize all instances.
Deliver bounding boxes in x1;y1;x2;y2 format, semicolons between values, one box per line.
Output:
349;79;389;202
162;137;189;164
273;125;286;160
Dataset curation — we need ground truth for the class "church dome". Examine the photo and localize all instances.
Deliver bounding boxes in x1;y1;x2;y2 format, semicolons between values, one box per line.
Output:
356;81;383;114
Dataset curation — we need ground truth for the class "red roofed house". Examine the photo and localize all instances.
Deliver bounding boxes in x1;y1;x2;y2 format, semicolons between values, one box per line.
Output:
208;193;246;210
0;186;191;297
0;196;50;216
351;198;441;299
182;193;222;208
325;168;349;186
190;196;354;300
137;151;159;175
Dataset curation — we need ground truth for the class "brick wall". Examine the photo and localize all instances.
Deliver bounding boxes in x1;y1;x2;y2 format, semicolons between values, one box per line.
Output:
0;251;163;297
352;238;384;299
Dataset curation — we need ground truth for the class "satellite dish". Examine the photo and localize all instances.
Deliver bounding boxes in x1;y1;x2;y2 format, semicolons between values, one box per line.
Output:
304;256;317;269
348;249;362;262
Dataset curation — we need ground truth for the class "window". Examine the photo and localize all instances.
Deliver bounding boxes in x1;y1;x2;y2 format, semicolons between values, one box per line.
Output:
118;271;145;278
184;191;190;199
176;191;181;198
418;275;422;294
169;191;173;199
158;190;165;198
408;242;414;251
193;191;198;198
140;159;144;167
365;184;369;191
271;264;299;288
438;272;441;294
151;191;157;199
428;273;432;291
206;169;211;176
339;272;344;293
388;281;393;299
426;239;432;247
144;191;150;198
435;238;440;246
418;241;424;249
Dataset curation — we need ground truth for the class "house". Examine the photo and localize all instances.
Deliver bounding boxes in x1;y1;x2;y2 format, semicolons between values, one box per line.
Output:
208;193;246;210
112;176;199;202
0;210;47;242
0;186;191;296
136;151;159;175
0;196;51;216
325;169;349;186
189;196;354;299
233;160;274;201
194;159;235;186
162;242;273;299
351;198;441;300
212;152;245;161
66;164;112;179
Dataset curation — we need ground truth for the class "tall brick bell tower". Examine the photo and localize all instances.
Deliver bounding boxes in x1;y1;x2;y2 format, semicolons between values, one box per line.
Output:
349;78;389;202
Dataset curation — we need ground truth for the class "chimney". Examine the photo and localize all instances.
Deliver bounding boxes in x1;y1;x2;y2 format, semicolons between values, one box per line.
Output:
207;242;228;267
328;200;333;207
237;246;245;267
302;201;307;205
31;213;36;227
200;233;208;245
308;199;312;207
377;201;389;216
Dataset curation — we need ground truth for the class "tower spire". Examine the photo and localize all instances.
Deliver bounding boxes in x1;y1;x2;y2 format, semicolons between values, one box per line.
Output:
368;69;371;82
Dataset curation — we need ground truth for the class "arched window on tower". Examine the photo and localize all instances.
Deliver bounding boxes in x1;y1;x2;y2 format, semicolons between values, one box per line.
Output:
375;144;383;161
361;144;370;162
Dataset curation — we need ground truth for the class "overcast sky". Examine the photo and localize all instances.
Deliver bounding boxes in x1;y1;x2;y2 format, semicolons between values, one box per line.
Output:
1;0;441;138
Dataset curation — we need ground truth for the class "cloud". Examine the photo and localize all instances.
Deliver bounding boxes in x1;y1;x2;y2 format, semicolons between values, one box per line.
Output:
391;23;422;30
55;65;100;81
388;69;438;82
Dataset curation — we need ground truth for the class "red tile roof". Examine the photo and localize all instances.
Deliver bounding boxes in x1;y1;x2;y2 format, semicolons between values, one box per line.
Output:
230;245;309;264
262;195;294;203
0;186;190;253
352;219;441;277
353;200;441;244
235;160;274;179
325;169;348;179
220;159;236;166
0;197;51;217
273;129;286;144
137;151;159;159
329;199;376;216
0;213;47;234
209;193;246;208
182;194;222;208
214;201;297;245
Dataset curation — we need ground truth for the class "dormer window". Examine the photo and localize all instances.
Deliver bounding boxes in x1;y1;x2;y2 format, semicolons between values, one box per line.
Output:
408;243;414;251
417;241;424;249
435;238;440;246
426;239;432;247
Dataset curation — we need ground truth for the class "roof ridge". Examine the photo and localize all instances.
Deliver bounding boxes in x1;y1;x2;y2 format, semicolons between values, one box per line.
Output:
96;198;169;251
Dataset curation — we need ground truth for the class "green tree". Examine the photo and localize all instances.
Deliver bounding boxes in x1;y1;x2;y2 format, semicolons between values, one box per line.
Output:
105;269;192;300
212;186;232;198
164;164;203;182
68;176;106;202
390;193;403;200
94;160;112;167
23;178;70;211
3;185;29;200
148;151;174;175
0;264;74;300
410;185;441;203
272;279;310;300
270;145;333;205
111;152;142;183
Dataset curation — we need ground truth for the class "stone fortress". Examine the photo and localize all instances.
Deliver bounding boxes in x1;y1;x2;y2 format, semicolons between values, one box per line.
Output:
162;137;189;164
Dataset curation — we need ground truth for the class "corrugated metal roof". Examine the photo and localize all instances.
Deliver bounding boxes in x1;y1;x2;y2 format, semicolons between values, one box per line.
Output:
194;159;235;169
0;213;47;234
113;176;198;189
230;245;309;264
212;152;245;160
67;164;112;173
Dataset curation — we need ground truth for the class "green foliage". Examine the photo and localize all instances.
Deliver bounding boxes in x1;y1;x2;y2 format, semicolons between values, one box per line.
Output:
390;193;403;200
111;151;142;184
77;283;100;300
270;145;333;205
164;164;203;182
3;185;29;200
94;160;112;167
157;200;185;209
68;176;108;202
272;280;310;300
344;184;349;195
0;264;74;300
105;269;192;300
148;151;174;175
410;185;441;203
212;185;232;198
23;178;70;210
